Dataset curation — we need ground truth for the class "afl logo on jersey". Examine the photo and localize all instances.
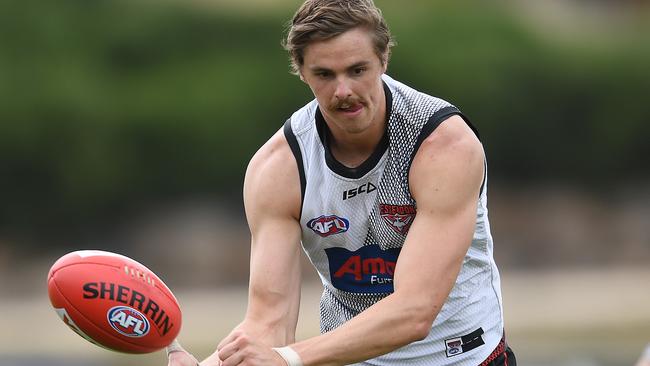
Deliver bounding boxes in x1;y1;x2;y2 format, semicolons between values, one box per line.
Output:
307;215;349;237
379;204;416;235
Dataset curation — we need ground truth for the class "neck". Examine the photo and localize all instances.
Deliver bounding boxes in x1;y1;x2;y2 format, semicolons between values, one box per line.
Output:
328;116;386;168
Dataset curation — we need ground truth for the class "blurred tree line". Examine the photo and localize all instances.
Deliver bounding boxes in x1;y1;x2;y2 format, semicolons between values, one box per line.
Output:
0;0;648;251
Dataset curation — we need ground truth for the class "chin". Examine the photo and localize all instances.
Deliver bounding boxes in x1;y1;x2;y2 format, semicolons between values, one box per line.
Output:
343;121;373;134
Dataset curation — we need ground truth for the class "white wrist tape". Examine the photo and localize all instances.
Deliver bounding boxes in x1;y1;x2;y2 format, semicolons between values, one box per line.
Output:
272;346;304;366
166;339;184;357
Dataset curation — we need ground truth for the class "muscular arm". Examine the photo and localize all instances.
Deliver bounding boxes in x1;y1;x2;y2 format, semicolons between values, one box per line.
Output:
206;130;303;365
239;129;303;345
291;115;485;365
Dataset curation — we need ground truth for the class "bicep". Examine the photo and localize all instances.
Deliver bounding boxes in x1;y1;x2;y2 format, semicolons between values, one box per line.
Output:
393;116;484;312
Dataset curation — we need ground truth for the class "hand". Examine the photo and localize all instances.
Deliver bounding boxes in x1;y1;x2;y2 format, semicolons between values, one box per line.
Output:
216;330;287;366
200;349;223;366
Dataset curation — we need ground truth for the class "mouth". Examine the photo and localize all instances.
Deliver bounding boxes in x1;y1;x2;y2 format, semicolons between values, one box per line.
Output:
337;103;363;115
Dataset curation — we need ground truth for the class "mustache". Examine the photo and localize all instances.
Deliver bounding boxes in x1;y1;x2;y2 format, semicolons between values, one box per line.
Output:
332;97;362;109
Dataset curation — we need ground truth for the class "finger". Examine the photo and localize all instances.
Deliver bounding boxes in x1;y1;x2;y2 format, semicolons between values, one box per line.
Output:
219;349;244;366
217;340;240;362
217;329;242;351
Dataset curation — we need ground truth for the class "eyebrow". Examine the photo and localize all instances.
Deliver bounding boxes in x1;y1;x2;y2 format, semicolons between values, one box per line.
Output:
309;61;371;73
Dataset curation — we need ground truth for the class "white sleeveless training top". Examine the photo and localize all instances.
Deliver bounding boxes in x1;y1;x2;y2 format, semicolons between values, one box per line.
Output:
283;75;504;366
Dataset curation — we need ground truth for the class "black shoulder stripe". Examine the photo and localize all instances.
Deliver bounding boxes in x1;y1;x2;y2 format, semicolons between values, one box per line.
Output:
410;106;477;162
408;106;486;197
480;160;487;198
283;119;306;215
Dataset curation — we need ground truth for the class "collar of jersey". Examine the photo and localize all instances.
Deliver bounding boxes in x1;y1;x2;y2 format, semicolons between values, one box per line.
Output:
315;81;393;179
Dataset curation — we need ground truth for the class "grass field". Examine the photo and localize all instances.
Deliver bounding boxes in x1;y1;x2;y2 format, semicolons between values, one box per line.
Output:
2;267;649;366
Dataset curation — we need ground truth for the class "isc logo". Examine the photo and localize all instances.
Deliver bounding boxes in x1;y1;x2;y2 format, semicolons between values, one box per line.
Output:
107;306;150;337
342;182;377;201
307;215;349;237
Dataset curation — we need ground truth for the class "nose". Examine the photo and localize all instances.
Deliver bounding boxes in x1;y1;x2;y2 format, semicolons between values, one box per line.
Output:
333;77;353;100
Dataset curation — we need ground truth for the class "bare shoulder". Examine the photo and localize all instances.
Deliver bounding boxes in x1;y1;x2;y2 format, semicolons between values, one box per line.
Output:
409;115;485;209
244;128;302;221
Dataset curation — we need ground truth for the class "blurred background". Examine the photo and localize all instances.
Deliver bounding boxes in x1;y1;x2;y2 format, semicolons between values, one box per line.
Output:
1;0;649;365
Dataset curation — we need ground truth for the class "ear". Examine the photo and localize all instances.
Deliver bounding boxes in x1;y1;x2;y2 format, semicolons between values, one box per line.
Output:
381;52;389;73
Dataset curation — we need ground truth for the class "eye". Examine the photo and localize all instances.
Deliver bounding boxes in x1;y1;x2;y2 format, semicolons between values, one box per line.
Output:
352;67;366;76
315;71;332;79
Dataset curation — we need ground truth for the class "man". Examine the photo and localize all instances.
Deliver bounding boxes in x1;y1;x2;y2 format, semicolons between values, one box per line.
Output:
169;0;515;365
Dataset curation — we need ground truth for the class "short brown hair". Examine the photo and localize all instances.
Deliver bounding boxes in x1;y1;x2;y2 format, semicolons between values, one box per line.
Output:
283;0;395;75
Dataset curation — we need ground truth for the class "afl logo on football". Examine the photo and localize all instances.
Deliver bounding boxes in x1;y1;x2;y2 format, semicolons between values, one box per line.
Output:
107;306;150;337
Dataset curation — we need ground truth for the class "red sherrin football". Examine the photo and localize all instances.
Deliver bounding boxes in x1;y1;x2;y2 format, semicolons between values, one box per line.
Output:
47;250;182;353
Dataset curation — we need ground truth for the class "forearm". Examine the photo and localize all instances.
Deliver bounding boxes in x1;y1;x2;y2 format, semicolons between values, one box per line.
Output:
231;320;295;347
243;249;301;346
234;284;300;347
292;291;436;366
